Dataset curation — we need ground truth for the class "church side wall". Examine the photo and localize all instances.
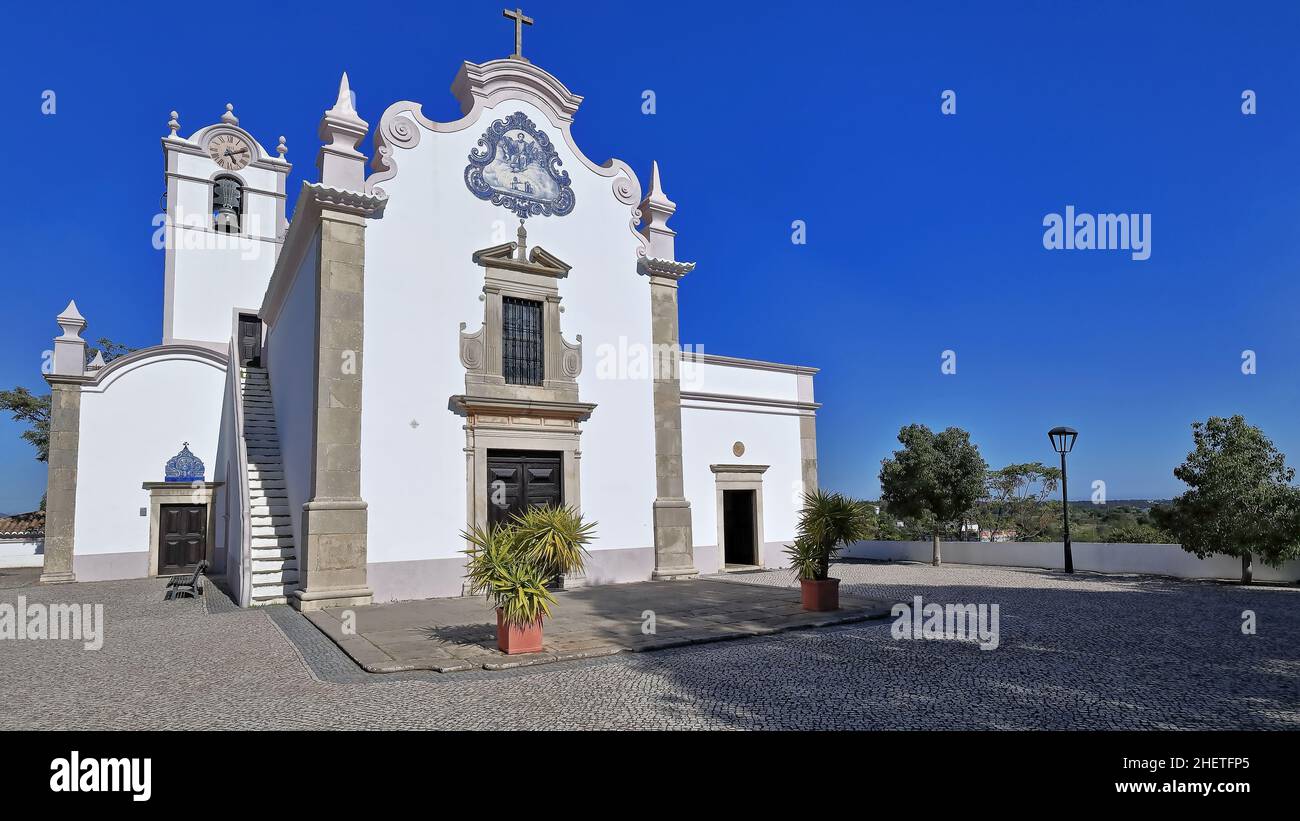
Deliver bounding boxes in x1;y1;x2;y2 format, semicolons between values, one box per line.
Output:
360;100;656;601
72;354;225;580
681;361;809;572
264;234;319;558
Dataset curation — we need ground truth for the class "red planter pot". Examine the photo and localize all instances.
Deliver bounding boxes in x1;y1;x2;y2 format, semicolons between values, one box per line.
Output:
800;578;840;612
496;608;544;654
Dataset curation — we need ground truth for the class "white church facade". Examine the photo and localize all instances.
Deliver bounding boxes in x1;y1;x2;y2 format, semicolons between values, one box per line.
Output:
39;17;821;609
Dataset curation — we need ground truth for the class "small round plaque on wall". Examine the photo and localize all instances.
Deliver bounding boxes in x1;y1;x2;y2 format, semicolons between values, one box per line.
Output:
732;441;745;457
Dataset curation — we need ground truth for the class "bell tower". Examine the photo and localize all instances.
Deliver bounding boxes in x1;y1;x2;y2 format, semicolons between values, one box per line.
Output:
160;104;291;347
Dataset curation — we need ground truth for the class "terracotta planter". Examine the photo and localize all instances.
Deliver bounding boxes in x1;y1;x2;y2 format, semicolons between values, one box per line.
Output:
800;578;840;612
496;608;544;654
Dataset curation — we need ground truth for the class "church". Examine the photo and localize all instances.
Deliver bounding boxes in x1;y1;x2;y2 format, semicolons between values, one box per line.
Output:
38;11;821;609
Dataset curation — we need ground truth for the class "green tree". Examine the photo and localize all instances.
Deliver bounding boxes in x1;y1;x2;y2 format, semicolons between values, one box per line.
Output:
879;424;988;565
0;337;136;463
1101;522;1172;544
0;387;51;462
1156;415;1300;584
984;461;1062;541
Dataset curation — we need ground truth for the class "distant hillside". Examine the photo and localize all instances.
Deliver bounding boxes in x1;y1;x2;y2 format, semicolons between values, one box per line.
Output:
1067;499;1171;510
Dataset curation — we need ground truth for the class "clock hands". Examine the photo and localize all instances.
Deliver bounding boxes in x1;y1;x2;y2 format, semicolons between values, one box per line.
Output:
219;146;250;167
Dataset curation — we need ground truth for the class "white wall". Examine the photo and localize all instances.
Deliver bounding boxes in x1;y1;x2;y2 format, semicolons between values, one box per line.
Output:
264;235;319;552
842;540;1300;583
681;359;810;572
682;401;804;571
169;153;281;344
681;358;802;400
361;99;655;575
0;538;43;568
73;350;226;577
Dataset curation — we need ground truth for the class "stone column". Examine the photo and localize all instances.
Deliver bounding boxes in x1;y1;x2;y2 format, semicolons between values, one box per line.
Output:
291;74;386;611
797;369;820;493
41;301;88;584
638;163;698;580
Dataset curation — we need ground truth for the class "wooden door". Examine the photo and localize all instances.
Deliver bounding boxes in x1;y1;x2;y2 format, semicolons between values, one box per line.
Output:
159;504;206;574
237;314;262;367
486;450;563;528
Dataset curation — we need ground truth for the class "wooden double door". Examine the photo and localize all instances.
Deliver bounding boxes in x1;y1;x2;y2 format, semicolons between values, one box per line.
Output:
159;504;207;574
486;450;563;528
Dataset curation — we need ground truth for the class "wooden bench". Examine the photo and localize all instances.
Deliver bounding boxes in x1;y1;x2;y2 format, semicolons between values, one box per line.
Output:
165;560;209;600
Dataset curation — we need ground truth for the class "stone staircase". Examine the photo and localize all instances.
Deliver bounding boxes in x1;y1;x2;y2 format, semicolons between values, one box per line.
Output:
241;366;299;605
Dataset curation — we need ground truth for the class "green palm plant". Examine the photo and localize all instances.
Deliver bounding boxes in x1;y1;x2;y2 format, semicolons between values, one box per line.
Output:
785;489;874;580
461;507;597;627
509;505;596;584
461;523;556;627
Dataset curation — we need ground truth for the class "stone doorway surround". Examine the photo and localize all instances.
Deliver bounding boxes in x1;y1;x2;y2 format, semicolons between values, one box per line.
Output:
450;396;593;534
142;481;221;577
710;464;768;568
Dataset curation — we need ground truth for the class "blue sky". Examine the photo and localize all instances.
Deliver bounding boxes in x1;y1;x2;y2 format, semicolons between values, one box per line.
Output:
2;0;1298;512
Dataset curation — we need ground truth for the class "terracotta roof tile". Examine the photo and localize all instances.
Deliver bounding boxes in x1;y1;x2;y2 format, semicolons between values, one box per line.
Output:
0;511;44;537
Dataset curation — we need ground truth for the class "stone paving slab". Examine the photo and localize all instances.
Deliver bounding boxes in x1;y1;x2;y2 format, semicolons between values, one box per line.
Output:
305;577;892;673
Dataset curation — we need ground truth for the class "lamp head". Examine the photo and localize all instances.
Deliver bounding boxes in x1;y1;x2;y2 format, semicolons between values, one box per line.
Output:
1048;426;1078;454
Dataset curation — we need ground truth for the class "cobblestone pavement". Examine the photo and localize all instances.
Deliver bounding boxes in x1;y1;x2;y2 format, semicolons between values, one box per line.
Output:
1;562;1296;730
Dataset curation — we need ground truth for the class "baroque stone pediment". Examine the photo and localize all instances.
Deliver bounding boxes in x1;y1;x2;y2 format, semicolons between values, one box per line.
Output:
472;239;571;278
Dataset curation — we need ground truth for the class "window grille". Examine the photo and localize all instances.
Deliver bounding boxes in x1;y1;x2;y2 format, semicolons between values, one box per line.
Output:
502;297;543;385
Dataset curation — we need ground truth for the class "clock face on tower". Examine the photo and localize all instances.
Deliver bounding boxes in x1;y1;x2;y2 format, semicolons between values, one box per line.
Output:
208;133;252;171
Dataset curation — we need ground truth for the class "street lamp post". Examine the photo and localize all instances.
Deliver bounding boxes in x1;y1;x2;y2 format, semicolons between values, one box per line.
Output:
1048;426;1078;574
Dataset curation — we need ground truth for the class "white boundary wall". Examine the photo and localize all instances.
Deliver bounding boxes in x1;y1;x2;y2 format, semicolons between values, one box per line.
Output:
0;538;44;568
842;540;1300;583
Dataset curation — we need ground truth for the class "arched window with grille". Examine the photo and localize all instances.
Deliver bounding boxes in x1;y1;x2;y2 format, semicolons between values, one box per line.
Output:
212;175;242;233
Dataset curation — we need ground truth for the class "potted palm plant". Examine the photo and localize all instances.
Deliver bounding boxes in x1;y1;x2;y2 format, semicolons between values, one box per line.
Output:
461;506;596;654
510;505;596;588
784;489;873;611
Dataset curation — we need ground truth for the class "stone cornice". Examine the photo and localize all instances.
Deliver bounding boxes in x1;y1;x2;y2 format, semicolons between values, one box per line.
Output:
44;374;92;386
637;256;696;280
142;481;224;490
60;344;228;392
681;350;820;376
449;394;596;421
682;391;821;413
451;59;583;123
165;171;286;199
709;463;770;475
300;182;388;219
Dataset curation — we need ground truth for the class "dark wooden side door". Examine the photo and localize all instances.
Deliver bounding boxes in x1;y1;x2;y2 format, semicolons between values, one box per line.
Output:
159;504;206;574
723;489;756;565
486;450;563;528
237;314;262;367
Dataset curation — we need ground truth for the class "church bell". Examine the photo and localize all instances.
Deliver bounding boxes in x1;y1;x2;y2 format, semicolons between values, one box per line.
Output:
213;177;242;233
